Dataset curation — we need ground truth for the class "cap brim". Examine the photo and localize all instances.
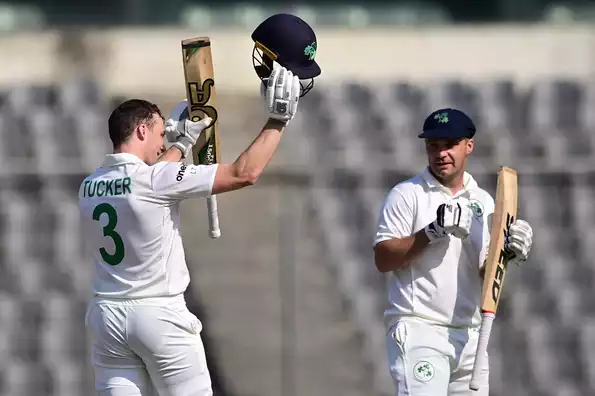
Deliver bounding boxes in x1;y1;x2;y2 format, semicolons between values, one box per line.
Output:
283;60;321;79
417;129;470;139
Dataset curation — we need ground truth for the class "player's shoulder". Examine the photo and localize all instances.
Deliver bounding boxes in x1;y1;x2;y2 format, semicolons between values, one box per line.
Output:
78;169;101;194
388;173;426;195
473;187;494;201
470;182;494;202
383;173;425;205
78;160;153;201
147;161;188;182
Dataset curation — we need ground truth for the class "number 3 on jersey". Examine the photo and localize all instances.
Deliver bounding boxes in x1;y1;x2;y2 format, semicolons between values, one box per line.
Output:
92;203;125;266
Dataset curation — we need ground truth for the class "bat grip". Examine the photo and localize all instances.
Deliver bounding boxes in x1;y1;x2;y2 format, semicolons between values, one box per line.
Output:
207;195;221;239
469;311;495;391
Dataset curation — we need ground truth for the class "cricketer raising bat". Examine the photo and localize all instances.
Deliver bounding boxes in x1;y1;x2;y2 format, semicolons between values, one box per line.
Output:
181;37;222;239
469;166;518;391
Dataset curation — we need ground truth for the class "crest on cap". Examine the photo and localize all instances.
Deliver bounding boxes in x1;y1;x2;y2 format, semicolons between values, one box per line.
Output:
434;112;449;124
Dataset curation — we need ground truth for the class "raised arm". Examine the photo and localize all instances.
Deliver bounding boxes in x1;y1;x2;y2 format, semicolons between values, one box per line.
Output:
149;118;285;201
157;146;184;163
162;66;299;196
211;118;285;194
211;67;299;194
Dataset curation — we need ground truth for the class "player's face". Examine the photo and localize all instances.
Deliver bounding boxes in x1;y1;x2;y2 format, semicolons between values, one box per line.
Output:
425;138;474;182
144;114;166;165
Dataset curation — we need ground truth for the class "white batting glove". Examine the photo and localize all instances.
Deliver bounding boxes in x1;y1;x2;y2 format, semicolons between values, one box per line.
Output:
505;219;533;266
263;66;300;125
164;117;212;158
425;197;473;243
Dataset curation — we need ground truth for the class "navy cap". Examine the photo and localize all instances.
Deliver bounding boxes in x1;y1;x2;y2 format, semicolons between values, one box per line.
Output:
418;108;476;139
251;13;321;79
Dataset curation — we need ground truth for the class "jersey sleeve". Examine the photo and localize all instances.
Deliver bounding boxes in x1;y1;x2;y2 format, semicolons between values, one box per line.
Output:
373;185;415;247
150;161;219;201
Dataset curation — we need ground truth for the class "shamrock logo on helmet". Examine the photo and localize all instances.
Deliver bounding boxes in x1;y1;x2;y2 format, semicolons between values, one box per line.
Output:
304;42;317;61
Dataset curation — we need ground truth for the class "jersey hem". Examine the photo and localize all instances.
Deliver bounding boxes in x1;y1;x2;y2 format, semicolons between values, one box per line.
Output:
90;293;186;306
384;313;481;332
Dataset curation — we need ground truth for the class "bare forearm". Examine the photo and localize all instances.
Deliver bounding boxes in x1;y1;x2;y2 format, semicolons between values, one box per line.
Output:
231;118;284;182
158;146;184;163
210;119;285;194
374;229;430;272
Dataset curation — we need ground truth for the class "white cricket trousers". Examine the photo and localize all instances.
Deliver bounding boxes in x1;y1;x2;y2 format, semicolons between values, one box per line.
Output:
386;316;489;396
85;294;213;396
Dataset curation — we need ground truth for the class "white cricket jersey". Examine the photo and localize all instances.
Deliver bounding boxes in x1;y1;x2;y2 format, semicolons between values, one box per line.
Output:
374;167;495;329
78;153;218;298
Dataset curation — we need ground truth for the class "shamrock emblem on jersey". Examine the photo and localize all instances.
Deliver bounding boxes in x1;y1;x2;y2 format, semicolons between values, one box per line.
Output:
469;200;484;217
434;112;449;124
413;361;435;383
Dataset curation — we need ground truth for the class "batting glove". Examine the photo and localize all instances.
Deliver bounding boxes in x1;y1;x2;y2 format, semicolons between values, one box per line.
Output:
164;117;213;158
504;219;533;266
263;66;300;125
425;197;473;243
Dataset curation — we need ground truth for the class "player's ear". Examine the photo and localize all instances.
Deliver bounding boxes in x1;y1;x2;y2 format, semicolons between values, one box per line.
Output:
136;124;148;141
466;138;474;155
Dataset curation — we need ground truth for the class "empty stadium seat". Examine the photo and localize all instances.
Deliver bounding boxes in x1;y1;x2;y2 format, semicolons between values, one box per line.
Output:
48;361;91;396
0;82;103;396
390;81;426;118
74;106;111;170
579;319;595;390
58;79;102;112
1;360;34;396
4;85;58;116
475;79;517;129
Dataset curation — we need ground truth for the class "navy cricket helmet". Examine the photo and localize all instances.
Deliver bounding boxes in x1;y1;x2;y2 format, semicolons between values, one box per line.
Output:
251;13;321;97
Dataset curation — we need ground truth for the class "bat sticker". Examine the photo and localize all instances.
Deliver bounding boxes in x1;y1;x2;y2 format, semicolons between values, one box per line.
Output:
186;79;218;126
491;212;515;304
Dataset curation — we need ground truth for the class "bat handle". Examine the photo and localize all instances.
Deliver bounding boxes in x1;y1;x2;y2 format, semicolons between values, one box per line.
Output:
207;195;221;239
469;311;495;391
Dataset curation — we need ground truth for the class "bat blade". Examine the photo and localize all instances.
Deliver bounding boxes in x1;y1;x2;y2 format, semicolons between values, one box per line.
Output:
470;166;518;391
181;36;222;239
481;166;518;313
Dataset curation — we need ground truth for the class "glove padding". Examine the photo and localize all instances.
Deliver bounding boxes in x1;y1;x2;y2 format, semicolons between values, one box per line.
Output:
425;197;473;243
505;219;533;266
164;117;213;158
263;66;300;125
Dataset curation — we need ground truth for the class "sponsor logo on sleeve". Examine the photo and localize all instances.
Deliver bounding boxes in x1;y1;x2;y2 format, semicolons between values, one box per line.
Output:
176;164;187;181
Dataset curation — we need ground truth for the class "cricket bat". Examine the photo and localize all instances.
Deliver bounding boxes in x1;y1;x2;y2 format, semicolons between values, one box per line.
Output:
469;166;518;391
181;37;222;239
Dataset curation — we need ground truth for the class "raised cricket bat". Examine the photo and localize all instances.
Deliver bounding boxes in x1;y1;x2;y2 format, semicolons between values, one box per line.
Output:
469;166;518;391
181;37;222;239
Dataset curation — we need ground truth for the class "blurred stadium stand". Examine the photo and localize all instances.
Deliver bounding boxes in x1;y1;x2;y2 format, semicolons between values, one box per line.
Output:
3;75;595;396
0;1;595;396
